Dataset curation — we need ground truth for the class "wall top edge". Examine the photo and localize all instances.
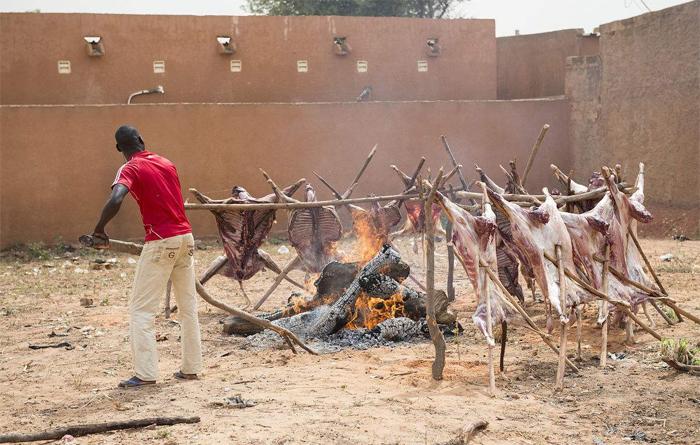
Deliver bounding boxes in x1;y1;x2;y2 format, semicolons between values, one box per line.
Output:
0;97;568;109
598;0;698;33
497;28;586;40
0;12;494;23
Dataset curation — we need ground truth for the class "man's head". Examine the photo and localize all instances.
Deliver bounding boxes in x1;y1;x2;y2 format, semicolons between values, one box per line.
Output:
114;125;145;158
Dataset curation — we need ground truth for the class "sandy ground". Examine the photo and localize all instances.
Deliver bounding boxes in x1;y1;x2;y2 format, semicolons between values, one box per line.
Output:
0;237;698;445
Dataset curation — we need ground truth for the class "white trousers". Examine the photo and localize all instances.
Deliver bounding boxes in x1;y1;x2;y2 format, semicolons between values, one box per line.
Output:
129;233;202;381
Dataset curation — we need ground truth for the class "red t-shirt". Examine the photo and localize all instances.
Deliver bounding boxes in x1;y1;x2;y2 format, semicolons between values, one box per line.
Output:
112;150;192;242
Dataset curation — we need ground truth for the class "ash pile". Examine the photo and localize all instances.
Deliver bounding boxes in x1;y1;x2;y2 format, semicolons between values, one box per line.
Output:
224;245;459;352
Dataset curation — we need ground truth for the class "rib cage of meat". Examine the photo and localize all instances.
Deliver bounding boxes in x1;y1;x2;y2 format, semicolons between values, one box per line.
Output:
436;192;514;345
486;188;589;322
349;201;403;245
192;181;303;283
288;184;342;273
402;200;442;234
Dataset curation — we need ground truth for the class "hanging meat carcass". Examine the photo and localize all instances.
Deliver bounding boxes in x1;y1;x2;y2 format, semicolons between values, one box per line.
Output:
389;161;445;246
474;164;527;304
486;187;591;330
435;188;515;368
287;184;343;273
191;180;304;307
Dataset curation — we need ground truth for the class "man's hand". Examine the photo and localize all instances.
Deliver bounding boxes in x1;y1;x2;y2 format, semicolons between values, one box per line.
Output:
91;231;110;249
92;184;129;245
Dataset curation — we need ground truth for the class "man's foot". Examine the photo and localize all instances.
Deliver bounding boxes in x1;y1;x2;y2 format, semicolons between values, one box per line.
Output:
173;371;199;381
118;376;156;388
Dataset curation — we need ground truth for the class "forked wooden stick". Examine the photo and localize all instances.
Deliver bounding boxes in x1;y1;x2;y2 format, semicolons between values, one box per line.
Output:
475;258;579;373
343;144;378;199
440;135;470;191
196;281;316;354
542;251;663;341
253;256;302;310
423;169;447;381
626;231;687;321
603;262;699;325
554;244;568;391
521;124;550;187
600;244;610;367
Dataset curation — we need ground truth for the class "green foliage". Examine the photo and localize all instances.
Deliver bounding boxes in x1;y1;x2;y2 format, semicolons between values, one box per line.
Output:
660;338;700;366
245;0;464;18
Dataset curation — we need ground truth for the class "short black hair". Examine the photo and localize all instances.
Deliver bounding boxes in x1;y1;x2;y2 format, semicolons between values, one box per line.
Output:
114;125;144;151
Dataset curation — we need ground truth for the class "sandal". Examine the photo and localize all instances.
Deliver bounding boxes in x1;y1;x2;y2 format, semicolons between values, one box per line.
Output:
118;376;156;388
173;371;199;381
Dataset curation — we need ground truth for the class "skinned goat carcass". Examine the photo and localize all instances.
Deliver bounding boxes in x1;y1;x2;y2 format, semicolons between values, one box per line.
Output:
599;165;653;308
624;164;658;303
191;180;303;306
288;184;342;273
435;191;515;353
486;188;590;329
474;165;527;304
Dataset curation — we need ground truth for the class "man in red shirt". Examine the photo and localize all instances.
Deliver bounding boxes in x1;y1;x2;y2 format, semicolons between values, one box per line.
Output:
92;125;202;388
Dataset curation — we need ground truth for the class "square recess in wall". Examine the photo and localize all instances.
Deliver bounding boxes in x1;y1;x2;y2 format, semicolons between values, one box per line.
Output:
57;60;71;74
297;60;308;73
153;60;165;74
230;60;242;72
417;60;428;72
356;60;368;73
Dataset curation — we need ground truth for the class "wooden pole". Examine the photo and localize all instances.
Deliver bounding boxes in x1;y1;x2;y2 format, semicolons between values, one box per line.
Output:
440;135;470;191
185;192;420;211
445;186;457;302
0;417;201;443
602;248;697;325
542;251;664;341
627;230;683;322
253;256;302;310
521;124;550;187
424;170;447;381
480;262;496;396
555;244;568;391
446;221;455;301
195;281;316;355
164;279;173;318
600;244;610;367
343;144;378;199
575;306;582;361
184;184;631;212
476;259;579;373
628;231;668;295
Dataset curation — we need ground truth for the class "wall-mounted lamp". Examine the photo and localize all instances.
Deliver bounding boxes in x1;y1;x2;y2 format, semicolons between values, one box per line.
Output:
333;36;351;56
127;85;164;104
84;36;105;57
426;38;441;57
217;36;236;54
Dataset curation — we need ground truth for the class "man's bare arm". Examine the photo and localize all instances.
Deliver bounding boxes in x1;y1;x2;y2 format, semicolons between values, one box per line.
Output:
93;184;129;239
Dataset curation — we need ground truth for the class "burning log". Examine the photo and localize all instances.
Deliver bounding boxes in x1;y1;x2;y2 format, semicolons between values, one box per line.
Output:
224;244;455;341
272;244;402;337
224;259;412;335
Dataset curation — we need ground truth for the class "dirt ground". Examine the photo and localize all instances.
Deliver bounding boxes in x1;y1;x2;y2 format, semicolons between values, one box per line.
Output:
0;237;698;445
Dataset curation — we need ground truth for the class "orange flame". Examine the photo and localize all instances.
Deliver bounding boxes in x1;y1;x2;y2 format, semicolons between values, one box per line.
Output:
345;214;385;264
346;292;406;330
